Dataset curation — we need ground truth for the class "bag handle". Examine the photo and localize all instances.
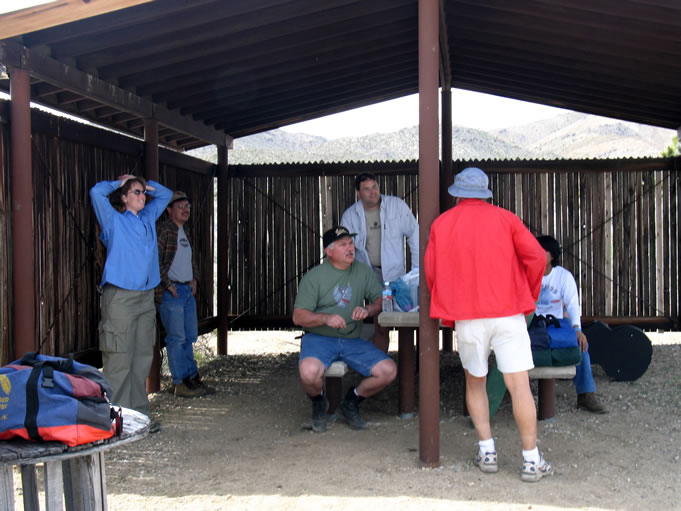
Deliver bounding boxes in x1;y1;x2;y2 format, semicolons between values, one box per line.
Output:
544;314;561;328
528;314;547;329
17;352;74;373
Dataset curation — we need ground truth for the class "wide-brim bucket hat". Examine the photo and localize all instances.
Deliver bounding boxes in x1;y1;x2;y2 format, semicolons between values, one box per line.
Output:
448;167;493;199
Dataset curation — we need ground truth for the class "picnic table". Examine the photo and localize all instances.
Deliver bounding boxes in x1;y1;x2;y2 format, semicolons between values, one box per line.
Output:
378;311;577;420
378;311;421;418
0;407;149;511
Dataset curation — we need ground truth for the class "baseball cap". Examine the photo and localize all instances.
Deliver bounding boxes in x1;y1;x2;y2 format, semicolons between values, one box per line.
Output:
323;226;357;248
168;190;190;207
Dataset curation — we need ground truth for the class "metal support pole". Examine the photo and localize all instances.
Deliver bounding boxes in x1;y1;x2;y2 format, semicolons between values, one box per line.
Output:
10;67;36;359
537;379;556;420
144;119;161;394
418;0;440;467
144;119;159;181
398;328;416;417
217;146;229;355
440;87;453;353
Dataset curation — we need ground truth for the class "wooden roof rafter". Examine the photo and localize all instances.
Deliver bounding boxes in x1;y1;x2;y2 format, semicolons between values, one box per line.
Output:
0;0;155;40
0;39;232;148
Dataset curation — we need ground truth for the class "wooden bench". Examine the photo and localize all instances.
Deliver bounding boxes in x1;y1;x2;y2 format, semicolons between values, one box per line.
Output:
324;361;349;414
529;365;577;420
465;364;577;421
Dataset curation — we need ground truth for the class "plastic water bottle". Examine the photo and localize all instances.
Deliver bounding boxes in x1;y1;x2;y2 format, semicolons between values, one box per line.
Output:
381;281;393;312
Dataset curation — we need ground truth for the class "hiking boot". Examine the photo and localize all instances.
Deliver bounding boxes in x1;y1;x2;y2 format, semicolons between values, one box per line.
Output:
174;378;206;398
340;398;368;430
475;451;498;473
577;393;608;414
521;455;553;482
311;397;329;433
192;372;216;395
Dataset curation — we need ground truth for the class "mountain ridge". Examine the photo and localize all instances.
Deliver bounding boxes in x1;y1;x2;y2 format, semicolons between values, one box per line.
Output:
189;112;675;164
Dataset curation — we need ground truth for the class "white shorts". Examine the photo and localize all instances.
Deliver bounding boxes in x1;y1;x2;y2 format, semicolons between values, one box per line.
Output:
455;314;534;377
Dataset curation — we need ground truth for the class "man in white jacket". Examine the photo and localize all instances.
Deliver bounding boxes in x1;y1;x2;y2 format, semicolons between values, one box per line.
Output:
340;173;419;351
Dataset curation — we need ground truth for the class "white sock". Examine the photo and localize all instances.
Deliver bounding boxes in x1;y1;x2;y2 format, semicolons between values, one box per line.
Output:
479;438;495;455
522;447;540;464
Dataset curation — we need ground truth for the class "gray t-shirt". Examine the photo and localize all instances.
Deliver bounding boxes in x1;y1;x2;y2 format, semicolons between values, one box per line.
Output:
364;207;382;268
168;226;193;283
294;260;382;338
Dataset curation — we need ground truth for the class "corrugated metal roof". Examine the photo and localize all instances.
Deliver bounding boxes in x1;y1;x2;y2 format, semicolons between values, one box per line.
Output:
1;0;679;151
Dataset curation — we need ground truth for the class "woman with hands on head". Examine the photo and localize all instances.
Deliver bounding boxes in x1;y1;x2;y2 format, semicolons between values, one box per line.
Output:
89;173;172;431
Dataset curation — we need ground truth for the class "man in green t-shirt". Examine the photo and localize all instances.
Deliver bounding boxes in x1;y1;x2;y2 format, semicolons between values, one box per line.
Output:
293;226;397;433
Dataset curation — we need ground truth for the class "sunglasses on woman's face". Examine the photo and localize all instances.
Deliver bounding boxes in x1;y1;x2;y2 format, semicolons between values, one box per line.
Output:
129;189;147;196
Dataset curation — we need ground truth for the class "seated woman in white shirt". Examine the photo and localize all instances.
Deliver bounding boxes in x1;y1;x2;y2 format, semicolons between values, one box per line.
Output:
535;235;607;414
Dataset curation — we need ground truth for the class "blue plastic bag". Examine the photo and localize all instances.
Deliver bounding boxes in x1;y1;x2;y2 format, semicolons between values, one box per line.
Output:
391;278;414;312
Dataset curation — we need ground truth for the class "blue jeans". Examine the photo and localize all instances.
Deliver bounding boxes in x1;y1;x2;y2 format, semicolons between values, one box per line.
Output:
159;284;198;384
574;346;596;394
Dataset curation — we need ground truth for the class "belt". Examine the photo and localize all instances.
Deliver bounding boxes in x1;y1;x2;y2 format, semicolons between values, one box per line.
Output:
171;280;191;285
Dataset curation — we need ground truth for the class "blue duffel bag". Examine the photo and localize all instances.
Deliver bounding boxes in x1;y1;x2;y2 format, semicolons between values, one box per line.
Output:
0;352;121;447
545;314;579;349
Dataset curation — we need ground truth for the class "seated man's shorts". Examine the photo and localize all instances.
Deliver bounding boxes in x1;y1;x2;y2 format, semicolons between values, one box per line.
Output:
299;333;391;377
455;314;534;377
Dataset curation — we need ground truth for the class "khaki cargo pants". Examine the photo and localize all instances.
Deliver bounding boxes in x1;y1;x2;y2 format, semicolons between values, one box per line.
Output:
98;285;156;415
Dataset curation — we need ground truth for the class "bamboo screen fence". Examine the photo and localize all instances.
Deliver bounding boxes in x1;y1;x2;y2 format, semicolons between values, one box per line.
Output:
0;106;214;364
486;167;678;320
0;105;679;364
226;160;679;328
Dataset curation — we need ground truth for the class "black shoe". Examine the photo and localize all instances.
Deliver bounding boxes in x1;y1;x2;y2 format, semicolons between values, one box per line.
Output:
149;421;161;434
340;398;368;430
577;393;608;414
192;372;216;395
311;397;329;433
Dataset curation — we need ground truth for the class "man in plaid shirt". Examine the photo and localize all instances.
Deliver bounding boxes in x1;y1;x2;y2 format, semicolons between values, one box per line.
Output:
156;191;211;397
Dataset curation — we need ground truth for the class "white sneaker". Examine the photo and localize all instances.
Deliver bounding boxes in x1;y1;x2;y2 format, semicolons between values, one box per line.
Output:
475;451;498;473
521;455;553;482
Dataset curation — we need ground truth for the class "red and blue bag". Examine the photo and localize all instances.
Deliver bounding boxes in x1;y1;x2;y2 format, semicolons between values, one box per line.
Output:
0;352;121;447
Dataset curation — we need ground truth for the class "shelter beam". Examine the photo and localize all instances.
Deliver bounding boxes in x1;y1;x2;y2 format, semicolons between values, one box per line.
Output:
440;87;453;353
217;146;229;355
144;119;161;394
0;40;230;148
418;0;440;468
9;67;36;359
0;0;155;40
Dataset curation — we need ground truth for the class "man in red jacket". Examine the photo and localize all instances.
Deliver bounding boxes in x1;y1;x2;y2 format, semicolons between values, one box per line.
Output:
425;167;551;482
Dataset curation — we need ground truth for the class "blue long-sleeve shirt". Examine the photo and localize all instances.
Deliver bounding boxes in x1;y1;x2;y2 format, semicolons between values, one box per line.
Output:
90;179;172;290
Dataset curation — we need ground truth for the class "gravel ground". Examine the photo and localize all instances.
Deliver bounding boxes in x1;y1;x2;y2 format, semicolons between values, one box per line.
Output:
12;330;681;510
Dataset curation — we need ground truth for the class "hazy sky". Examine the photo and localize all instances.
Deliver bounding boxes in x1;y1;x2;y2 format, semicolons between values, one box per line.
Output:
3;1;569;139
281;91;567;139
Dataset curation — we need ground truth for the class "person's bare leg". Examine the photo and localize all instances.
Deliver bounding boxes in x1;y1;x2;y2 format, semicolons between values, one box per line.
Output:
503;370;537;450
298;357;326;395
355;359;397;397
464;370;493;441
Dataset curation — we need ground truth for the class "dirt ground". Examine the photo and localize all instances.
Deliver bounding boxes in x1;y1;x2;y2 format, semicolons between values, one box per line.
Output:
13;330;681;510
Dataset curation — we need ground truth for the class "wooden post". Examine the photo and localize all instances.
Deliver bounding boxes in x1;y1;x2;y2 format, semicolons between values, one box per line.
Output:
144;118;161;394
217;145;229;355
440;87;453;353
418;0;440;468
10;67;36;360
398;328;416;416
